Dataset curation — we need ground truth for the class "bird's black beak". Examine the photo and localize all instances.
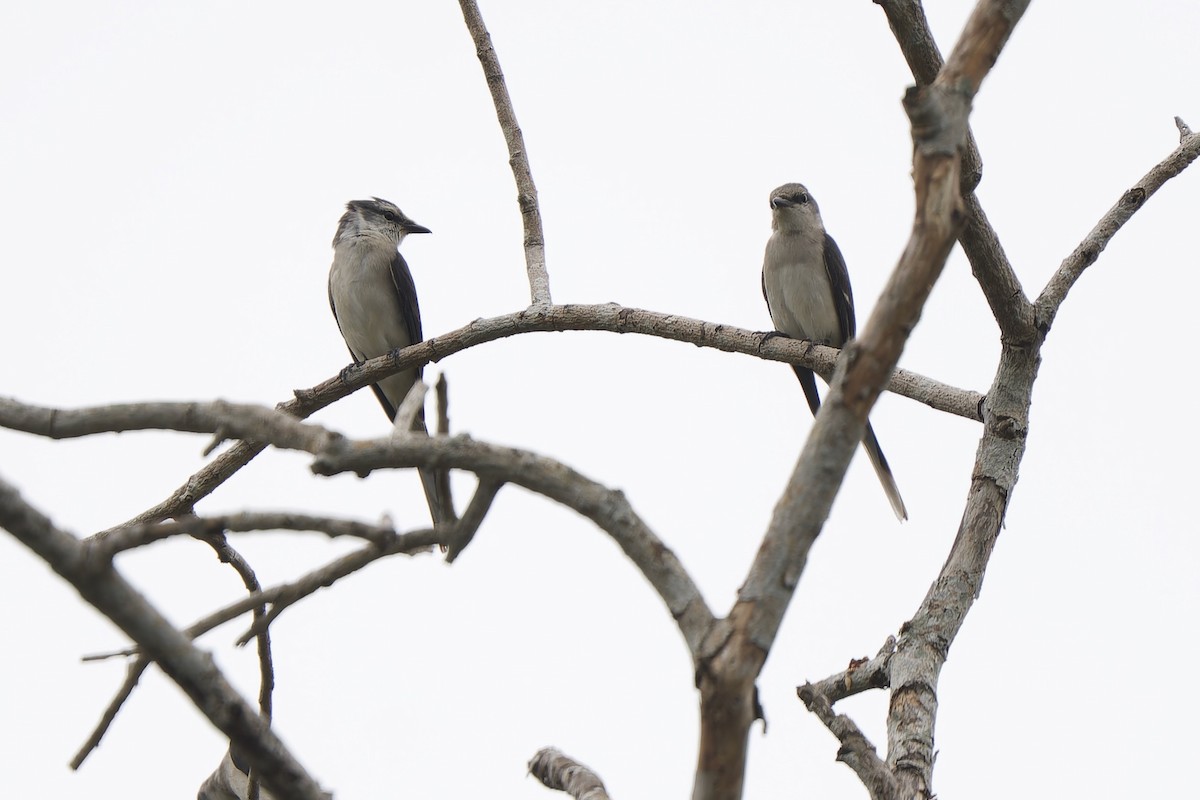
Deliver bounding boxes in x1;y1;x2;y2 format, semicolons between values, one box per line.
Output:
405;223;432;235
770;197;789;210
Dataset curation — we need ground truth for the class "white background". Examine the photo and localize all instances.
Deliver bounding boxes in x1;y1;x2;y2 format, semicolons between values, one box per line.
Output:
1;2;1197;798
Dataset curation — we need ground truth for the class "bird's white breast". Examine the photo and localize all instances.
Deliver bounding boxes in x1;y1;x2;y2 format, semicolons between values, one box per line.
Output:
763;233;842;345
330;239;411;361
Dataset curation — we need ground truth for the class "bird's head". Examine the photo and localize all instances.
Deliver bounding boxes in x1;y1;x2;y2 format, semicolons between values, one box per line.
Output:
333;197;431;247
769;183;823;235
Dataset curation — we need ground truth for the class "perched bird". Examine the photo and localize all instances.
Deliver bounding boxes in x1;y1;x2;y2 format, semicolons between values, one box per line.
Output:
328;197;452;526
761;182;907;521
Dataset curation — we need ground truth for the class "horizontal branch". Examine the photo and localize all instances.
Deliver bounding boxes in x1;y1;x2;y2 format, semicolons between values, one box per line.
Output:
0;304;981;543
89;511;402;560
1;393;714;658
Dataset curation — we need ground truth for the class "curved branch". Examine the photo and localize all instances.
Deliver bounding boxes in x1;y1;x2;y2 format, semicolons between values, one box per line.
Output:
90;511;402;559
458;0;550;305
0;306;981;539
312;434;715;658
877;0;1035;340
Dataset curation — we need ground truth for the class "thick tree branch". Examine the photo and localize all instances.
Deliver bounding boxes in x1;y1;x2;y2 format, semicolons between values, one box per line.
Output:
877;0;1035;340
0;477;328;800
458;0;551;305
1;392;714;658
1036;118;1200;324
688;4;1028;799
528;748;611;800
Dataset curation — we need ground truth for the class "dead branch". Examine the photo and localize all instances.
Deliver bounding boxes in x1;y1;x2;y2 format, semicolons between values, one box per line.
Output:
458;0;551;306
0;477;328;800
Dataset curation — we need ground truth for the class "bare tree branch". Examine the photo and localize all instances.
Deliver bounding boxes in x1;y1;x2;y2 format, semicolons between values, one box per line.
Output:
1036;119;1200;322
799;637;895;706
882;112;1200;800
458;0;551;306
688;4;1029;798
74;520;444;760
796;686;896;800
313;433;715;658
528;748;611;800
0;477;329;800
0;304;983;547
877;0;1035;340
70;654;148;769
89;511;402;559
444;477;503;562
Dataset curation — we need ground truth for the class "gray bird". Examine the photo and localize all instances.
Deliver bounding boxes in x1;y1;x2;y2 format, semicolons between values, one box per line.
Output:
328;197;452;526
761;182;907;521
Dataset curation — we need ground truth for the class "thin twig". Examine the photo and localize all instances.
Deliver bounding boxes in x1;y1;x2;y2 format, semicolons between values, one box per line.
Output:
391;379;429;439
314;433;715;658
1036;119;1200;322
88;512;400;559
444;478;503;562
193;532;272;800
458;0;551;306
0;477;328;800
70;654;150;768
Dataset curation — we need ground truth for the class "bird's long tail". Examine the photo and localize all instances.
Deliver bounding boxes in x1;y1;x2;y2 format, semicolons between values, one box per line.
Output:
862;421;907;521
413;415;456;529
793;365;907;521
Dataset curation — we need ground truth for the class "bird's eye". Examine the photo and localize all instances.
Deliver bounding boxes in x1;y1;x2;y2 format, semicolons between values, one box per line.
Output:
382;210;399;223
796;193;809;204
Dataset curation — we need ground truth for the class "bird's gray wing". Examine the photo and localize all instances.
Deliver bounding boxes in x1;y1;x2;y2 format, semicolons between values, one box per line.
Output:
389;250;454;526
822;232;856;343
390;250;424;352
821;235;907;520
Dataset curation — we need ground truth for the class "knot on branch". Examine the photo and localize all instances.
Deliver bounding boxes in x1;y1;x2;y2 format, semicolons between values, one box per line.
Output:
903;84;970;157
1122;187;1147;210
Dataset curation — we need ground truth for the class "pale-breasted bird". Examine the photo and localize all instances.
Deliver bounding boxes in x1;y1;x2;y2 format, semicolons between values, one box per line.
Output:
761;182;907;521
328;197;451;526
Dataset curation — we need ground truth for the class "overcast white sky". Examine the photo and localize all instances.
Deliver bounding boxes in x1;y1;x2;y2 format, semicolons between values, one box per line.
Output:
2;2;1198;798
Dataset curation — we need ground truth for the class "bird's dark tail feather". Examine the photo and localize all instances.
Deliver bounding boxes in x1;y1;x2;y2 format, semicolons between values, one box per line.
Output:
792;365;907;521
862;421;907;521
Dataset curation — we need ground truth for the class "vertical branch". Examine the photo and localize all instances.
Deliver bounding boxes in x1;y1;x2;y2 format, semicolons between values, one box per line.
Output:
194;531;274;800
691;3;1029;799
458;0;552;305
